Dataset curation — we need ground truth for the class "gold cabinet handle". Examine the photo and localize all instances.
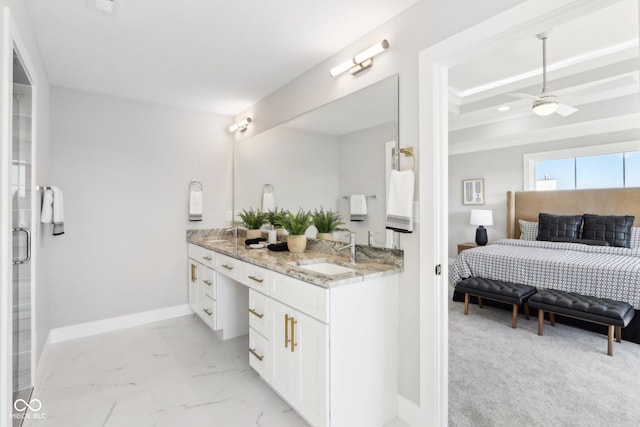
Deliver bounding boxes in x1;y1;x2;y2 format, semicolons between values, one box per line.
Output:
285;314;290;348
249;348;264;361
202;308;213;316
248;275;263;283
248;308;264;319
222;264;234;270
290;316;297;353
202;255;213;261
190;264;197;282
203;280;213;286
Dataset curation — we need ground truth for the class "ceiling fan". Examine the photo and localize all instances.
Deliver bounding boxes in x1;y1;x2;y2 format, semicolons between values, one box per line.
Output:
509;33;578;117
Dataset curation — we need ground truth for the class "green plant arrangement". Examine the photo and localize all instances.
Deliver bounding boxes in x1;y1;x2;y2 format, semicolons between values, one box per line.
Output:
265;207;286;228
311;208;346;234
276;209;313;235
238;208;267;230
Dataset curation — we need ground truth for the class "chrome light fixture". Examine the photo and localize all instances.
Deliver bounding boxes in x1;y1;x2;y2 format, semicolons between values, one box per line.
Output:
330;40;389;77
229;117;252;133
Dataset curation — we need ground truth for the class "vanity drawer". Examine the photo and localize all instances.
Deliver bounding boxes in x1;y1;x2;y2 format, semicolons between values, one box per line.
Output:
216;253;244;282
269;271;328;323
248;327;268;379
199;294;217;330
188;244;216;268
248;289;269;338
243;264;270;294
201;267;216;300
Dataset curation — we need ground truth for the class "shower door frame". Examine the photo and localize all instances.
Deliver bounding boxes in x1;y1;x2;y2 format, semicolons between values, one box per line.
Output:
1;8;39;425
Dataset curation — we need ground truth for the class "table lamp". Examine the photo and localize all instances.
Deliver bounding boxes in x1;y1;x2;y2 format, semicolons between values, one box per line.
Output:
470;209;493;246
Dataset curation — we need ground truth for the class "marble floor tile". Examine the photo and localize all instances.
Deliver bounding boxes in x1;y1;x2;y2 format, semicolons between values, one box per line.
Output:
23;314;311;427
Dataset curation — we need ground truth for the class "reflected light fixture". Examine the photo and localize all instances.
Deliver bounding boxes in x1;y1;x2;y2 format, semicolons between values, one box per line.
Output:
229;117;252;133
330;39;389;77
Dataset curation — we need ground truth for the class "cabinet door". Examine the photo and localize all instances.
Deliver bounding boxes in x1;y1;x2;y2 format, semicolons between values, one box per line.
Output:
268;299;295;401
291;310;328;427
268;299;328;427
188;261;199;311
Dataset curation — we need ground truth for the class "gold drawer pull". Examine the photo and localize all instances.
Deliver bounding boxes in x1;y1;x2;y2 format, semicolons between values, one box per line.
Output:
249;348;264;361
202;308;213;316
202;255;213;261
203;280;213;286
290;316;297;353
248;308;264;319
190;264;197;282
285;314;290;348
222;264;234;270
248;275;263;283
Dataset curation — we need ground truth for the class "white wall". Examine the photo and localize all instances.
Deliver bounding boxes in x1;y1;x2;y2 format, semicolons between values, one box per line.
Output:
233;0;526;403
48;87;233;327
448;128;640;259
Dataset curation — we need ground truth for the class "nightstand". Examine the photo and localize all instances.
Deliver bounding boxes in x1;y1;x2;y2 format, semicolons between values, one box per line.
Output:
457;242;478;254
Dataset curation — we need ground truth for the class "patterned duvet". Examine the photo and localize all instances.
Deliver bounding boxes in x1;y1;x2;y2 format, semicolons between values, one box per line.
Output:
450;239;640;309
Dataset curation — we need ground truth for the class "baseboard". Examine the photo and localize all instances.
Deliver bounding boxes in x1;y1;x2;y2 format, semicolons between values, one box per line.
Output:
49;304;193;343
397;394;421;427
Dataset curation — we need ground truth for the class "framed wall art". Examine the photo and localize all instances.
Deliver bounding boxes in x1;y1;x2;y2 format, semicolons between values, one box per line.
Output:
463;179;484;205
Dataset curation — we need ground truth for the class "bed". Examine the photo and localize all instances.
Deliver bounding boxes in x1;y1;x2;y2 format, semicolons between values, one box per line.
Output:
450;188;640;342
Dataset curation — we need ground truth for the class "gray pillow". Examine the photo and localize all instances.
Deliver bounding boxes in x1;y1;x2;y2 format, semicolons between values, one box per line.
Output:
518;220;538;241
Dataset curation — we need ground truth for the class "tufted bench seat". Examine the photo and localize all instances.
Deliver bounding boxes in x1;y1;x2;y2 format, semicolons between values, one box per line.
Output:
455;277;538;328
528;289;635;356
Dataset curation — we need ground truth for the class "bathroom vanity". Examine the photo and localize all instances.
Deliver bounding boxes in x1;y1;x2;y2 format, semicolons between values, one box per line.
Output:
187;231;402;427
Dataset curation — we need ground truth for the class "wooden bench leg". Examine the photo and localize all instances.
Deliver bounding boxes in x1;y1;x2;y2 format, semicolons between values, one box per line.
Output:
524;302;530;320
464;293;470;315
511;304;518;329
478;296;484;308
608;325;614;356
537;309;544;335
549;312;556;326
616;326;622;343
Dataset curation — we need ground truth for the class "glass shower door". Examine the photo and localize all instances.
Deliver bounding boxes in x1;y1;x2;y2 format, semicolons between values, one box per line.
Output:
12;49;34;417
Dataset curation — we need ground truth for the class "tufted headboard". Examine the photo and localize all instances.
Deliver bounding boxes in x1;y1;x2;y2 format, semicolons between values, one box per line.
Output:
506;188;640;239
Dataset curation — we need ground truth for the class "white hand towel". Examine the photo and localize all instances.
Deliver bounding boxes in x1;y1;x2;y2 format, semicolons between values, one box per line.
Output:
40;189;54;224
189;190;203;221
386;170;414;233
51;186;65;235
350;195;367;221
262;192;275;212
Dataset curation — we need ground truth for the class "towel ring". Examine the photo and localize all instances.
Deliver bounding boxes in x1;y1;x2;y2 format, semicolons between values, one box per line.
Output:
189;179;203;191
263;183;274;193
392;147;415;172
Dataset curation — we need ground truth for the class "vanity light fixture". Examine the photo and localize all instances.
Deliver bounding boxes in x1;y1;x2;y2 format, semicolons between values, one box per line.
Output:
498;105;510;112
229;117;252;133
330;39;389;77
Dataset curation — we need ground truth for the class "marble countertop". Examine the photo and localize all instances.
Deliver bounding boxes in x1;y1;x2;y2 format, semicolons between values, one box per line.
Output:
187;233;402;288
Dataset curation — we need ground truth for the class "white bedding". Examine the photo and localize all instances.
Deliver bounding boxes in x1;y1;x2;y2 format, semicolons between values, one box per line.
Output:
450;239;640;309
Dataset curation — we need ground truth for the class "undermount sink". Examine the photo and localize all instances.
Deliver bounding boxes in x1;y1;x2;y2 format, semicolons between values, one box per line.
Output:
295;262;356;276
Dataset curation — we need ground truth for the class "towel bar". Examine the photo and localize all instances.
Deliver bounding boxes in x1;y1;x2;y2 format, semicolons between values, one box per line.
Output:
35;185;53;191
342;195;376;200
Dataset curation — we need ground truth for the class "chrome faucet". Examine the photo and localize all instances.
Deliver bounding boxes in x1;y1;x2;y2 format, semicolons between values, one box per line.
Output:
337;232;357;264
226;223;239;251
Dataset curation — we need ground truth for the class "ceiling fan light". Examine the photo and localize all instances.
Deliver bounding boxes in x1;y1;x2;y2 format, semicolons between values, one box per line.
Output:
532;100;559;116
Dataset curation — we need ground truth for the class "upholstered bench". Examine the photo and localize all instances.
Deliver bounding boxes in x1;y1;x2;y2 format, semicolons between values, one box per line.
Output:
528;289;636;356
455;277;538;328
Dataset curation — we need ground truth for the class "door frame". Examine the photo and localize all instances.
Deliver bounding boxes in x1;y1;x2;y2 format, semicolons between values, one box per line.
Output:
416;0;616;425
1;7;39;425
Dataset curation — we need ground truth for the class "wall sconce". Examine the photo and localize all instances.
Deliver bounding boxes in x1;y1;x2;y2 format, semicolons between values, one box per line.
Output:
229;117;252;133
329;39;389;77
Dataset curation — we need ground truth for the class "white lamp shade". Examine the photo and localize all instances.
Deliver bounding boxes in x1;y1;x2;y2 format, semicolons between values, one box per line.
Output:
470;209;493;226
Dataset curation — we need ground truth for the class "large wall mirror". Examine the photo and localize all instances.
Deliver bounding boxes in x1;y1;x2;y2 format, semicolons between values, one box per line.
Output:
234;74;399;247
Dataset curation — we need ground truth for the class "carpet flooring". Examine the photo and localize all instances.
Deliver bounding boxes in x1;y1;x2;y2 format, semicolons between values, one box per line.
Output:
448;292;640;427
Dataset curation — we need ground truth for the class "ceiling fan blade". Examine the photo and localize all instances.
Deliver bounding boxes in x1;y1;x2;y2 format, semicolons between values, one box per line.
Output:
508;92;542;101
555;103;578;117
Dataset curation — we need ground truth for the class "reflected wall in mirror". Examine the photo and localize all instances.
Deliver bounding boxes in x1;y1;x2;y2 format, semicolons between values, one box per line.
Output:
234;74;399;247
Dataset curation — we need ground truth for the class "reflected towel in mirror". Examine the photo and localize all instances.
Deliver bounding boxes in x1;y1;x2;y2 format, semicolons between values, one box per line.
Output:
350;195;367;221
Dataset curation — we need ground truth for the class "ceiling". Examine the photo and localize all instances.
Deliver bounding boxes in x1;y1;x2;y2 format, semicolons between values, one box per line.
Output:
24;0;420;116
448;0;639;132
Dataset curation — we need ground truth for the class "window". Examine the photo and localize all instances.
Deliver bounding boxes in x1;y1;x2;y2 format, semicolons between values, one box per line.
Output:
524;141;640;191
